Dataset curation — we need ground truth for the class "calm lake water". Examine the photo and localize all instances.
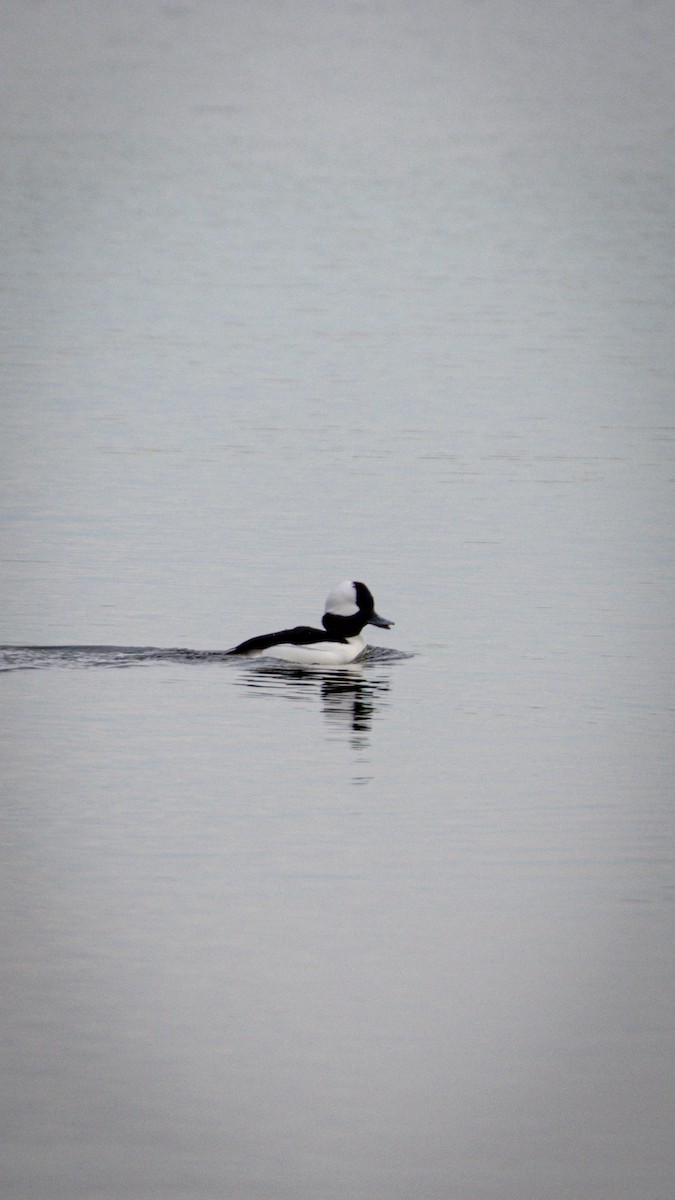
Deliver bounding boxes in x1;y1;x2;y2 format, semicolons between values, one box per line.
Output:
1;2;673;1198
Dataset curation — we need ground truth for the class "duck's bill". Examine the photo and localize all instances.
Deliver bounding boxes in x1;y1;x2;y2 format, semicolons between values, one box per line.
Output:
369;612;394;629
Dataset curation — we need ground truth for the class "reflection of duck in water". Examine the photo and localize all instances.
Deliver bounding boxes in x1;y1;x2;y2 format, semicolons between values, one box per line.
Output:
236;659;392;745
226;581;393;666
320;669;384;738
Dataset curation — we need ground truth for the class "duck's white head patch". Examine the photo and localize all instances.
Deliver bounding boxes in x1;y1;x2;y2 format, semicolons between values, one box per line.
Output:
323;580;359;617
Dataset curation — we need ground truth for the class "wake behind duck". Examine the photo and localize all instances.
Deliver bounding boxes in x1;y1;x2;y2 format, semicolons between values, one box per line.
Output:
0;581;401;672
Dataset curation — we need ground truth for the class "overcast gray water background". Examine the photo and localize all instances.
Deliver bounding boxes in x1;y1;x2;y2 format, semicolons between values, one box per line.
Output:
1;2;674;1198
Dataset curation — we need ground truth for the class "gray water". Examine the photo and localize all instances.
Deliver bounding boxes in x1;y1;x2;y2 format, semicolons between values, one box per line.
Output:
1;2;673;1197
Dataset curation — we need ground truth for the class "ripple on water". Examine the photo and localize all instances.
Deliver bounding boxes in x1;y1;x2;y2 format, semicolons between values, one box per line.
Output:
0;644;413;673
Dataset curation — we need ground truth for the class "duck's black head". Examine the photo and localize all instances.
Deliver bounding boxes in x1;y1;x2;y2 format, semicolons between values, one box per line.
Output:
321;580;393;637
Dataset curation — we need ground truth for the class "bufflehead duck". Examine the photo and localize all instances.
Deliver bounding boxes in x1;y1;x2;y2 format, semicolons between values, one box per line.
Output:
226;580;393;665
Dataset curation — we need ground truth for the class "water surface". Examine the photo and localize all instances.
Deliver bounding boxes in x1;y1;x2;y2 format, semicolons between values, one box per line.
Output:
1;2;673;1198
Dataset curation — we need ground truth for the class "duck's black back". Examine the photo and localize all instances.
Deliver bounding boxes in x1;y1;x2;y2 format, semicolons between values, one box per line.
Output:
227;624;346;655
